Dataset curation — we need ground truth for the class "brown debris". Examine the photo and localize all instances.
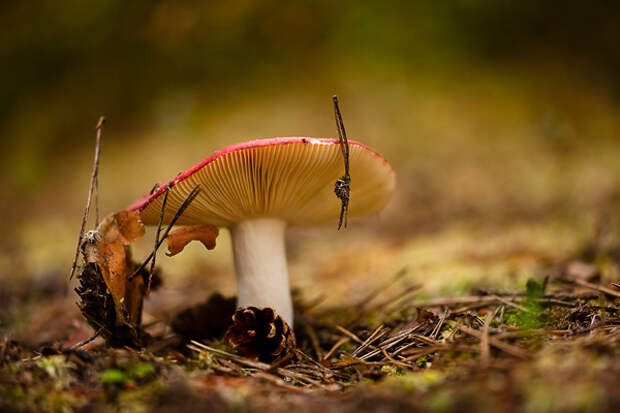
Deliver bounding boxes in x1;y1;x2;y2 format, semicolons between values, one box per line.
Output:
171;293;236;342
75;262;149;348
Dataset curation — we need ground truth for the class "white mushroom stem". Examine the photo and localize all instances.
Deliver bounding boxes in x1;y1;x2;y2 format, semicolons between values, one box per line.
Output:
231;218;293;325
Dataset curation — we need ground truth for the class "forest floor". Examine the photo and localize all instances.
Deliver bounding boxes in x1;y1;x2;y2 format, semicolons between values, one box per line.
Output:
1;206;619;412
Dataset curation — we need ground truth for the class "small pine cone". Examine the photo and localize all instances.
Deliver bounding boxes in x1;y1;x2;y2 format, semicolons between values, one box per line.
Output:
225;307;297;363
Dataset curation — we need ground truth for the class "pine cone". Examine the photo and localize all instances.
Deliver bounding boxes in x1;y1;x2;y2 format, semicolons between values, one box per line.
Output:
225;307;297;363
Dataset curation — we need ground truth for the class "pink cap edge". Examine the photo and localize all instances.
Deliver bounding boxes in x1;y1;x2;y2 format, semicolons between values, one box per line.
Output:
128;137;387;212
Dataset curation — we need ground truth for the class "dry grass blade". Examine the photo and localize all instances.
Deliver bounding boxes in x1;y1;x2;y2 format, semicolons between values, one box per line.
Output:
334;325;364;344
188;340;271;370
480;307;499;366
188;341;345;391
69;116;105;280
451;321;530;360
355;267;408;310
415;296;498;307
568;278;620;298
322;337;350;361
130;184;201;280
352;325;386;356
380;348;413;369
298;316;323;359
147;185;170;293
430;309;450;339
492;295;532;313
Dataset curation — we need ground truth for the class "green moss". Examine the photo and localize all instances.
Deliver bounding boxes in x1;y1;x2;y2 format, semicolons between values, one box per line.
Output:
386;370;446;393
504;277;548;329
36;356;75;391
99;369;128;384
381;365;404;376
415;356;430;368
130;362;156;380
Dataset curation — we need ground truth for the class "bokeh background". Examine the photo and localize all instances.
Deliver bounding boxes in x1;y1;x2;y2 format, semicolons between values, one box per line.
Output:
2;1;620;342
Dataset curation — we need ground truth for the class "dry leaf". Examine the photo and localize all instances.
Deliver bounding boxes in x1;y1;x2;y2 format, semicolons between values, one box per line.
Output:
416;307;438;323
165;224;219;257
94;210;146;325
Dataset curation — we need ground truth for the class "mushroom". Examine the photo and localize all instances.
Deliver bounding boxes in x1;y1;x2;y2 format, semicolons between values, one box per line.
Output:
129;137;395;325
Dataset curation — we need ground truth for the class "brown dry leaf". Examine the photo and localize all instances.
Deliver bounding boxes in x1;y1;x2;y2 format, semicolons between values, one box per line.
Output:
165;224;219;257
95;210;146;325
416;307;437;323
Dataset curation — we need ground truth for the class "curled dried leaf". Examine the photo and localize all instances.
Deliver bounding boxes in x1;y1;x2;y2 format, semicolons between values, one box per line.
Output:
165;224;219;257
91;210;146;325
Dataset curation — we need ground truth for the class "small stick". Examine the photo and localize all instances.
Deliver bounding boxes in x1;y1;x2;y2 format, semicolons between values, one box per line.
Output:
334;325;364;344
380;348;414;369
69;116;105;280
130;184;201;280
351;324;386;356
147;185;170;293
357;267;409;310
294;350;336;377
188;340;271;370
70;327;104;350
480;307;499;366
568;278;620;298
451;321;530;360
298;316;323;359
430;308;450;339
332;95;351;230
93;117;105;227
414;295;496;307
370;283;423;314
323;337;350;360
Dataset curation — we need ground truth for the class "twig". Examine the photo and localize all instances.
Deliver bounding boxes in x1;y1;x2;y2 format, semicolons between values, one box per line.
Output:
415;296;498;307
351;325;385;356
357;267;409;310
450;321;530;360
430;309;450;339
188;340;271;370
480;307;499;366
298;316;323;360
130;184;201;280
400;344;477;361
494;329;571;339
332;95;351;230
567;278;620;298
334;325;364;344
147;185;170;293
70;327;103;350
323;337;350;360
69;116;105;280
359;332;436;361
252;371;308;392
380;348;414;369
372;283;423;314
294;350;336;378
492;295;532;313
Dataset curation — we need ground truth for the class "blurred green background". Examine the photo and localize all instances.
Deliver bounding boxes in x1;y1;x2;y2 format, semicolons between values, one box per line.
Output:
2;1;620;340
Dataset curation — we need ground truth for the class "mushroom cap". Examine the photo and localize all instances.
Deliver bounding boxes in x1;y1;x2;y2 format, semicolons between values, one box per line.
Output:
129;137;395;227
